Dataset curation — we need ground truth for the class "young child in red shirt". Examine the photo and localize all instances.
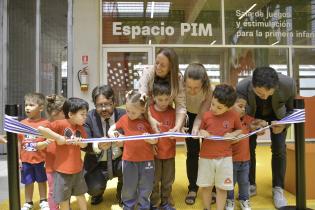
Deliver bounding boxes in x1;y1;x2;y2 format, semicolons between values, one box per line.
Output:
108;90;157;210
38;97;89;210
18;93;50;210
197;84;242;210
149;80;176;210
225;98;267;210
44;94;66;210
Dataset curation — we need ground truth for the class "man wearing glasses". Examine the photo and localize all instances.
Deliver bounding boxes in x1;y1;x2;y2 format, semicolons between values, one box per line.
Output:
82;85;125;205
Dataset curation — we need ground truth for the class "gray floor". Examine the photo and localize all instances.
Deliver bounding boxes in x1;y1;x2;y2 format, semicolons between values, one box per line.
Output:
0;155;9;203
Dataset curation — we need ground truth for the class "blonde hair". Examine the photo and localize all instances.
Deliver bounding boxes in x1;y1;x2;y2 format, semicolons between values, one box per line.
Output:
155;48;179;100
46;94;66;118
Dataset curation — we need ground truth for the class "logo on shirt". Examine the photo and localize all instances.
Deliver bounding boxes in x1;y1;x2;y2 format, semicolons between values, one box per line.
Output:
222;121;230;129
145;161;154;170
224;178;232;185
23;134;38;152
136;123;146;131
64;128;82;143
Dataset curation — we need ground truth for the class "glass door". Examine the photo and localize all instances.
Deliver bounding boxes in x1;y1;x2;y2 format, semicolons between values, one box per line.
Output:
102;47;153;105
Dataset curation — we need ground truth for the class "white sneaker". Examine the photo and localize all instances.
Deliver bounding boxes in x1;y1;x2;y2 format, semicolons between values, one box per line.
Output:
239;200;251;210
39;201;50;210
272;186;287;208
21;203;33;210
249;185;257;197
225;199;234;210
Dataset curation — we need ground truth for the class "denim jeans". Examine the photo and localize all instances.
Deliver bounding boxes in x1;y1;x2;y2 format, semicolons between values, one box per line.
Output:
227;161;250;201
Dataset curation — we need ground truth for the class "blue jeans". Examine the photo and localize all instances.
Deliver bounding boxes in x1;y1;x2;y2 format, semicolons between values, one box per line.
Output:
227;161;250;201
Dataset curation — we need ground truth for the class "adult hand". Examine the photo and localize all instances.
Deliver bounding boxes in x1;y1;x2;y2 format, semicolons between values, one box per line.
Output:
169;125;181;133
148;116;161;133
199;129;210;138
0;135;7;144
271;123;286;134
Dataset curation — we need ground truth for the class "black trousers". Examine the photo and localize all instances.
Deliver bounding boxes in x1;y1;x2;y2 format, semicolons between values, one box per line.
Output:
185;112;200;192
249;128;287;188
85;156;123;199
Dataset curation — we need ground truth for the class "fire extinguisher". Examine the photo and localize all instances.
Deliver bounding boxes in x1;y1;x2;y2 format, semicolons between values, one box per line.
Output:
78;66;89;91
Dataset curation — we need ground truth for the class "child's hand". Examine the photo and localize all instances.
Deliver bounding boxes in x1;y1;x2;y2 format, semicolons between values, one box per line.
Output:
224;132;236;139
19;159;22;169
143;133;158;144
108;130;121;138
113;141;124;147
67;137;82;145
199;130;210;138
98;142;111;150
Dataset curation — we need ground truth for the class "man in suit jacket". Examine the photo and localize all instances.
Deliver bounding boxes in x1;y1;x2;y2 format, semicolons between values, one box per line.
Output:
237;67;296;209
82;85;125;205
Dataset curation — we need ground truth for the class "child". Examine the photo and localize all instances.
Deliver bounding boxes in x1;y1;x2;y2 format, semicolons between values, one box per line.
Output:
149;81;176;210
38;97;89;210
197;84;242;210
44;94;66;210
18;93;50;210
108;90;157;210
138;48;186;133
225;98;267;210
183;63;212;204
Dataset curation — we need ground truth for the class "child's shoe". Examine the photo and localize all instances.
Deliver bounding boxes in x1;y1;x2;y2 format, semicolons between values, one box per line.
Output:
160;203;176;210
225;199;234;210
239;200;251;210
39;200;50;210
21;203;33;210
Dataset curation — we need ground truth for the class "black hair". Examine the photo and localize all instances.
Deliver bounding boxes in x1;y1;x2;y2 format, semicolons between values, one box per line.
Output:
91;85;115;104
152;80;171;96
252;67;279;89
212;84;237;108
63;97;89;119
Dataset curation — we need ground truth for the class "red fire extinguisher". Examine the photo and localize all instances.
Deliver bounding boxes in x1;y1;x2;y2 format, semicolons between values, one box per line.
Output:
78;66;89;91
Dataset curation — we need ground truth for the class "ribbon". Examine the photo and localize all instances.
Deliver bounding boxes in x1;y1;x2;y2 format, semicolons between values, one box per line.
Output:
3;109;305;142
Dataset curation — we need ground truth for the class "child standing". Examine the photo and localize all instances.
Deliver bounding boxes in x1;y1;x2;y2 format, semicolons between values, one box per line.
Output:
225;98;267;210
149;81;176;210
18;93;50;210
44;94;66;210
108;90;157;210
197;84;242;210
38;97;89;210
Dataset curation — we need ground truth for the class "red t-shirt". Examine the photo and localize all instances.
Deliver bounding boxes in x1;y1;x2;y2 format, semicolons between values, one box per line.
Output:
18;118;49;164
115;115;154;162
150;105;176;159
200;110;242;159
45;141;57;173
47;119;87;174
232;115;254;162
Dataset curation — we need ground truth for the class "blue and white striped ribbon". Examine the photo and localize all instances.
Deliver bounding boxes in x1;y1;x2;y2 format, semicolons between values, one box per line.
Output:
3;109;305;142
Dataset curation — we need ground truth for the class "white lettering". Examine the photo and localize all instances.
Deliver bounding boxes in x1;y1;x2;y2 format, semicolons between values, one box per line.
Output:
113;22;122;35
165;26;174;35
198;23;212;36
181;23;191;36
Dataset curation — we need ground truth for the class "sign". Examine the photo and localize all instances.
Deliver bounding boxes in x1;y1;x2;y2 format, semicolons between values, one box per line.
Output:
112;22;213;39
82;55;88;64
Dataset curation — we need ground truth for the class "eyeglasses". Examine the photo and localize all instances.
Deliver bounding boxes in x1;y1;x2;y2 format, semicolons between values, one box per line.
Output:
95;103;114;110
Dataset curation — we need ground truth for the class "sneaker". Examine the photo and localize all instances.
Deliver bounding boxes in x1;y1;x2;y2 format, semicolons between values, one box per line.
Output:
272;186;287;208
160;203;176;210
39;201;50;210
249;185;257;197
239;200;251;210
225;199;234;210
21;203;33;210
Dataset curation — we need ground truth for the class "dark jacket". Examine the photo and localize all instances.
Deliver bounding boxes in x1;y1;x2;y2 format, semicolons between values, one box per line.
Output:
82;108;125;172
236;73;296;120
